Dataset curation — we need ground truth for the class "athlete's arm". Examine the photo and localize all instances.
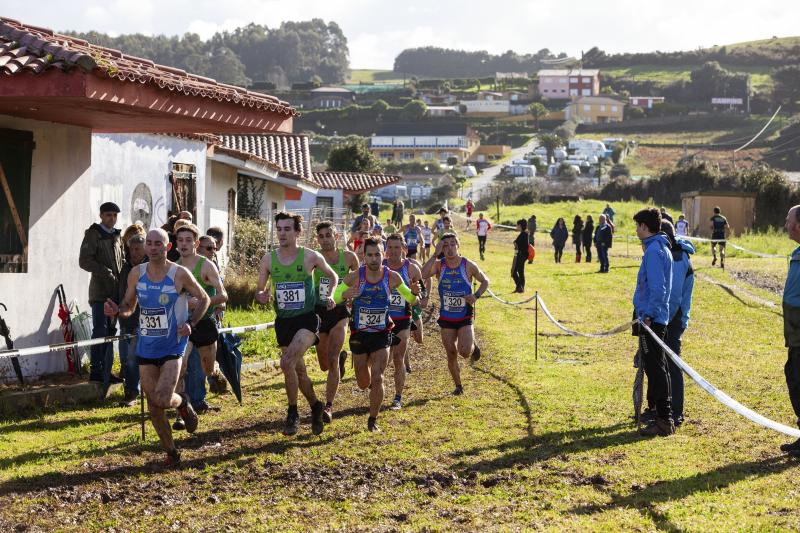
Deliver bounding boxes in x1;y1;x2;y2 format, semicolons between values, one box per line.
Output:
465;260;489;305
335;270;360;303
105;268;139;319
176;266;211;331
310;249;338;309
255;252;272;305
421;242;443;279
388;270;417;306
344;249;360;271
202;260;228;308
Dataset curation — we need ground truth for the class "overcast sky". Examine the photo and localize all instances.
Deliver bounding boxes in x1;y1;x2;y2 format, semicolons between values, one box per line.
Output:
4;0;799;69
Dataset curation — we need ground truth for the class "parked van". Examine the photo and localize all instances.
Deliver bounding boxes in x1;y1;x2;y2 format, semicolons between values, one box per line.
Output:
505;164;537;178
568;139;608;159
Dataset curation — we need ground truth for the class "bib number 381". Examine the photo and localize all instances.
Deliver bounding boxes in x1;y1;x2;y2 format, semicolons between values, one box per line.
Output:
276;282;306;310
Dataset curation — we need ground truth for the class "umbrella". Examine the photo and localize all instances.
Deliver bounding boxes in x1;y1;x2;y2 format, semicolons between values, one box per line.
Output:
0;303;24;385
632;347;644;431
101;315;118;396
56;284;80;374
216;330;243;404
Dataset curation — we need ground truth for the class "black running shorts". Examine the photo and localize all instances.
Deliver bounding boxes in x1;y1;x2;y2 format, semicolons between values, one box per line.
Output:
316;304;350;334
349;330;392;355
275;311;320;348
189;316;218;347
437;317;474;330
392;318;412;332
137;354;182;366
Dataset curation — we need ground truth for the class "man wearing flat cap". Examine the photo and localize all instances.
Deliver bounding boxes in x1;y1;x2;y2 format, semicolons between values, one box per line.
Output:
79;201;125;385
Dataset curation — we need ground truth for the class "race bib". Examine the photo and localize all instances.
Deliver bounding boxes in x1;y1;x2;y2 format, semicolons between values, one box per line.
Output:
139;307;168;337
443;292;466;312
407;238;417;247
389;293;403;308
276;282;306;310
318;277;332;300
358;307;386;329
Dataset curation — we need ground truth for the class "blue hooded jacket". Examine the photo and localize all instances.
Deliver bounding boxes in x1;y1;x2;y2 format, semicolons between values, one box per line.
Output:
633;233;673;325
668;239;695;330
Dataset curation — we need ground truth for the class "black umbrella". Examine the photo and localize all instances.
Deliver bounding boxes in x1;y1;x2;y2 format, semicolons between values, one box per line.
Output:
632;347;644;431
101;315;118;395
216;331;243;404
0;303;25;385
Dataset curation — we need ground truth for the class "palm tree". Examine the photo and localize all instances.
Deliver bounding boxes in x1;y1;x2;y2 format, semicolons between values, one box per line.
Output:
538;133;563;165
527;102;548;131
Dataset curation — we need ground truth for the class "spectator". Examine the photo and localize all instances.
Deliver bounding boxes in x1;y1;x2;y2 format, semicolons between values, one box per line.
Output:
660;206;674;224
780;205;800;457
527;215;537;248
594;214;613;273
512;219;528;293
550;218;568;263
351;203;374;233
384;218;397;235
79;201;125;385
632;207;674;437
370;198;380;218
571;215;584;262
117;227;146;406
178;210;193;222
393;199;405;226
582;215;594;263
475;213;491;261
434;207;448;234
602;203;615;223
675;214;690;237
206;226;225;272
162;214;181;262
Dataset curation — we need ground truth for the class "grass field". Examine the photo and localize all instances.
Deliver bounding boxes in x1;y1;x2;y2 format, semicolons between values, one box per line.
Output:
601;64;774;91
1;207;799;529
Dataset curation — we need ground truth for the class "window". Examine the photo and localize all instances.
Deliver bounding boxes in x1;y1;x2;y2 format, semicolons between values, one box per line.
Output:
316;196;334;218
401;152;415;160
0;128;33;273
170;162;197;221
543;89;549;93
560;89;566;93
583;105;591;111
237;174;266;219
560;78;567;83
600;105;606;111
570;77;578;83
582;89;591;96
612;106;618;112
569;89;578;96
421;152;434;160
582;77;591;83
380;152;394;160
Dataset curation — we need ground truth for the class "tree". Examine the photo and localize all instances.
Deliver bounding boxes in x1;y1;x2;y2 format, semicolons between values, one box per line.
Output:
208;46;250;86
537;133;563;164
371;99;390;114
773;65;800;109
327;142;383;174
400;100;428;121
527;102;548;130
446;156;459;166
554;119;577;141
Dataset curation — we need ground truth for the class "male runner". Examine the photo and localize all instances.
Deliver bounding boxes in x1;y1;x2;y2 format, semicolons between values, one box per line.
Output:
104;228;210;465
475;213;492;261
421;233;490;395
384;234;426;410
421;220;433;262
314;221;359;423
402;214;424;259
334;237;418;431
710;206;730;269
255;212;340;436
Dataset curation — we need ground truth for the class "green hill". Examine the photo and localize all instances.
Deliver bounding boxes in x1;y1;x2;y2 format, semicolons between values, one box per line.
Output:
708;36;800;51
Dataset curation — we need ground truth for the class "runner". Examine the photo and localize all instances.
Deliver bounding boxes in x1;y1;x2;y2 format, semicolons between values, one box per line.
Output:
421;220;433;262
314;221;359;423
710;206;730;269
384;234;426;410
421;233;490;395
255;212;340;436
174;224;228;416
475;213;492;261
465;198;474;229
333;237;419;431
104;228;210;465
402;214;423;259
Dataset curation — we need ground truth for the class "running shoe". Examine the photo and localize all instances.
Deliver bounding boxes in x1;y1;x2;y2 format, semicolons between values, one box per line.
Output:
311;401;325;435
177;394;199;434
452;385;464;396
390;397;402;410
339;351;347;378
208;372;228;394
283;409;300;436
470;344;482;362
172;415;185;431
165;448;181;466
367;416;380;432
322;404;333;424
194;402;221;414
712;257;717;266
639;417;675;437
780;438;800;453
405;364;412;374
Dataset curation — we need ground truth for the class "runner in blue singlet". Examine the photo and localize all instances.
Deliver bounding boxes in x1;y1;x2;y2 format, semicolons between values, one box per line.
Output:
421;232;490;396
104;228;210;466
401;214;423;259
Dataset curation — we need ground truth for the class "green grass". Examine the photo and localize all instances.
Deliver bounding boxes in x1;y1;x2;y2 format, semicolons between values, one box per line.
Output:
1;207;799;529
346;69;406;83
601;64;774;91
711;36;800;51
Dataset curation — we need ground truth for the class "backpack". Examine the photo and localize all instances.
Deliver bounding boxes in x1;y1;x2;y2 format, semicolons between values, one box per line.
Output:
527;244;536;262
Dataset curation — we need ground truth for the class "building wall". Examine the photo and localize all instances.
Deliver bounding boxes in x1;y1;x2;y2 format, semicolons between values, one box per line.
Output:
538;76;570;99
0;115;93;379
285;189;344;212
681;195;755;237
204;160;238;268
371;147;471;163
461;100;510;116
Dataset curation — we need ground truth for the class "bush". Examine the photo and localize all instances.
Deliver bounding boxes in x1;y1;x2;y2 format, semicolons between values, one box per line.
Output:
558;163;578;179
610;164;630;178
228;216;267;278
425;203;446;215
224;273;258;309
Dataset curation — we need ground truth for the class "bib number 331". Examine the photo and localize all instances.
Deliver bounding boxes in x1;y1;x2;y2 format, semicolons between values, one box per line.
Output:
139;307;168;337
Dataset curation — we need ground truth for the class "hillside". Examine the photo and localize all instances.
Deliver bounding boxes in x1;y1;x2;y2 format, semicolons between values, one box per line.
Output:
708;35;800;52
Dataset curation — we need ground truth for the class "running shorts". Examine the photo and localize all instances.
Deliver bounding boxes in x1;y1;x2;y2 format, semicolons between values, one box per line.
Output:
275;311;320;348
137;354;182;366
189;316;218;347
349;330;392;355
316;304;350;334
437;317;474;330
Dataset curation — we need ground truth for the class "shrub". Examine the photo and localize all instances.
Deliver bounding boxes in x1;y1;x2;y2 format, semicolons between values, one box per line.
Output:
224;273;258;309
610;164;630;178
228;216;267;278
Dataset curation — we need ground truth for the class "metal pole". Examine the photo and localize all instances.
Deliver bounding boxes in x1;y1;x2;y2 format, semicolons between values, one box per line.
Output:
534;291;539;361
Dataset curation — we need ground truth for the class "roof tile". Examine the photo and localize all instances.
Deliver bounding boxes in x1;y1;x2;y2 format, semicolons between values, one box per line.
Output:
312;171;400;192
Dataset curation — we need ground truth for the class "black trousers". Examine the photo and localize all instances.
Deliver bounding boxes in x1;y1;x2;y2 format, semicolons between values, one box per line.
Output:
785;347;800;426
478;235;487;256
583;242;592;262
554;245;564;263
511;254;526;290
639;322;672;421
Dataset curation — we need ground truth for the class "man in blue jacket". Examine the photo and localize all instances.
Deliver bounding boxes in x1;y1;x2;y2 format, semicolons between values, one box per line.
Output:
594;214;613;273
780;206;800;456
632;208;675;436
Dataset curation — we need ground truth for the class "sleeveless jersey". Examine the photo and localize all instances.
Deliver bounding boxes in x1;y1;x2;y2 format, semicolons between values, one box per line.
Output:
271;248;316;318
421;226;432;245
385;259;411;320
404;226;419;253
438;257;473;322
711;215;728;240
351;266;392;332
314;249;351;303
178;256;216;319
135;263;189;358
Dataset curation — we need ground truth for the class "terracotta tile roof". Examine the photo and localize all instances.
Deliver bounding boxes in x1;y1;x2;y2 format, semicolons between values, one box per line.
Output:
0;17;297;116
312;171;401;192
219;134;312;180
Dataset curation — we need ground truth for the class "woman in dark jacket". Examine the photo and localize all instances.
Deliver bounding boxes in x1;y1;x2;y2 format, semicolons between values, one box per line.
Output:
550;218;568;263
571;215;584;262
582;215;594;262
512;219;528;293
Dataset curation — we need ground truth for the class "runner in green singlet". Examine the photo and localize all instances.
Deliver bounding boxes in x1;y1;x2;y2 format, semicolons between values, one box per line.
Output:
255;212;340;436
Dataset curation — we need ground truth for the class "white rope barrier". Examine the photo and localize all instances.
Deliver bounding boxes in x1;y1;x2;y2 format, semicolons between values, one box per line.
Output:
640;322;800;438
536;294;634;338
484;288;538;306
681;235;787;259
0;322;275;360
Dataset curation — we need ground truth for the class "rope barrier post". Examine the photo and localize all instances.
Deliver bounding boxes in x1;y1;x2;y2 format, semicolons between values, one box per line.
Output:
140;391;146;441
534;291;539;361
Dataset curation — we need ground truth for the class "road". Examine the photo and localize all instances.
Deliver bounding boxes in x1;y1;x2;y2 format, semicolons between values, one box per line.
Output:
466;138;537;200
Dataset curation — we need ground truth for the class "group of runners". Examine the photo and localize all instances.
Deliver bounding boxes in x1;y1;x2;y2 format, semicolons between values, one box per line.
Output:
104;209;489;464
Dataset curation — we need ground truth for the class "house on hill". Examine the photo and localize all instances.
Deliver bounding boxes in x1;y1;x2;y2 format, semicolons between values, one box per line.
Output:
310;87;355;109
369;123;481;164
537;69;601;100
564;96;625;124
